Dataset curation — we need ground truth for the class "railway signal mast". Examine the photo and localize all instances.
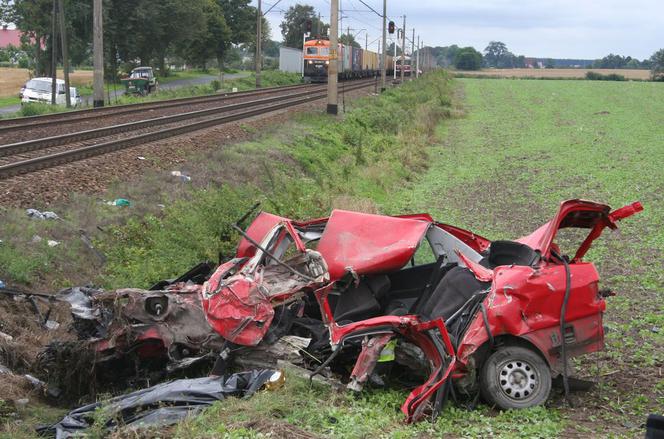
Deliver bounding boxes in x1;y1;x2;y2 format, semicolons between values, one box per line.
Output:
380;0;387;92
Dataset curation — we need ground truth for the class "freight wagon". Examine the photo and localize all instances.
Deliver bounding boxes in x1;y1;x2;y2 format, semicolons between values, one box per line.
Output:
303;37;394;83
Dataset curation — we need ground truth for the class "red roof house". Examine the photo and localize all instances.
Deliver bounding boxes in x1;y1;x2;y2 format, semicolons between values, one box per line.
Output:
0;28;23;49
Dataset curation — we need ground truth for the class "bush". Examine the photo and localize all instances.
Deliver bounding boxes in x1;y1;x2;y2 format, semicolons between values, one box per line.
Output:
585;71;626;81
454;47;483;71
210;79;221;91
19;103;63;117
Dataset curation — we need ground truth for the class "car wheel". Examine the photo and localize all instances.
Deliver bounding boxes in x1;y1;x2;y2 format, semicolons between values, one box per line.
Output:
480;345;551;410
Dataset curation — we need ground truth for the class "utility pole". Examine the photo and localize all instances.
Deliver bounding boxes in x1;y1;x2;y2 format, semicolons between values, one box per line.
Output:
400;15;406;83
51;0;57;105
365;33;368;70
255;0;262;88
327;0;338;115
57;0;70;107
393;39;397;79
93;0;104;108
411;27;415;79
380;0;387;92
416;35;420;78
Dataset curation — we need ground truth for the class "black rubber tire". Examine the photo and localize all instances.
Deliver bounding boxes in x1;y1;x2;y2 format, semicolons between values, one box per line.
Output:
480;345;551;410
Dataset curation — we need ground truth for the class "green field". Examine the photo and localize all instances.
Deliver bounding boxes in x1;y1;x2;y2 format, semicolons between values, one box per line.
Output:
381;78;664;436
1;75;662;438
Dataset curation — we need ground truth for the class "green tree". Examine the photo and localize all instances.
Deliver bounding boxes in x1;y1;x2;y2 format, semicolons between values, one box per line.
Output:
484;41;508;67
11;0;53;75
280;4;327;49
339;33;360;48
650;48;664;81
182;0;231;69
455;47;482;71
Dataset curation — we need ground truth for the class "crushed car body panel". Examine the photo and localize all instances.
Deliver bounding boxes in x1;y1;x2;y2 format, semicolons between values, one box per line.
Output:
316;210;431;280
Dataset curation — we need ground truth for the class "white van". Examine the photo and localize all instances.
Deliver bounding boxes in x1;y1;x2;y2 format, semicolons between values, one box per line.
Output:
21;77;82;107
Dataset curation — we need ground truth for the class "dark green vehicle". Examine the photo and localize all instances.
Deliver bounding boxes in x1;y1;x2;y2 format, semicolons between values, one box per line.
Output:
121;67;159;95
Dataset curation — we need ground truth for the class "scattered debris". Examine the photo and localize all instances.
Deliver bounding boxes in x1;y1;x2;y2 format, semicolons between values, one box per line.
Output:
38;370;278;437
31;235;42;244
106;198;131;207
171;170;192;182
26;209;60;220
0;280;5;289
137;156;146;160
47;240;60;248
0;331;13;342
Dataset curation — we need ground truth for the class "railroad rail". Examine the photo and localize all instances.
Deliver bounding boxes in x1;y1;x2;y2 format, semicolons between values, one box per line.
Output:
0;82;316;135
0;80;376;180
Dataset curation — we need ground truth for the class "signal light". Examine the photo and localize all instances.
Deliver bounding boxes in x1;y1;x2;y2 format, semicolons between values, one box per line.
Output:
305;19;313;33
388;21;395;34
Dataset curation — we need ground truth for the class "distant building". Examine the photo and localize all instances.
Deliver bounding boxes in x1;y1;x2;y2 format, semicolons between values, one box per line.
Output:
0;27;22;49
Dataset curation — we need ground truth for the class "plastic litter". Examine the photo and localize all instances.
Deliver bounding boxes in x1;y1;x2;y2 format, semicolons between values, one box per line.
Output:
26;209;60;220
31;235;42;243
39;370;277;437
137;156;146;160
0;280;4;289
107;198;131;207
171;170;192;182
45;320;60;330
47;240;60;248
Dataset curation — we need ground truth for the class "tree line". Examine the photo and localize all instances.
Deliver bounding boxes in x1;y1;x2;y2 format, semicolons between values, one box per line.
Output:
0;0;271;78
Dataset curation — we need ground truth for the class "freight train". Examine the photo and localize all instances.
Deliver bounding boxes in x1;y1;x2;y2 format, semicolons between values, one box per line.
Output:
303;37;394;83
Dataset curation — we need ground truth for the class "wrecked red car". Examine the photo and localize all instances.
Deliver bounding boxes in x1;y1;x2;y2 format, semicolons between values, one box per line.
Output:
200;200;642;422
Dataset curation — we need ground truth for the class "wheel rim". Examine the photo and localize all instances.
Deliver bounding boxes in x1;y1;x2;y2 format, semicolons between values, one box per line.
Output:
497;359;539;401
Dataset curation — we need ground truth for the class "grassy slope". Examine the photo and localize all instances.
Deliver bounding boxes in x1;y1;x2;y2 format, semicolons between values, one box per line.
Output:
382;78;664;436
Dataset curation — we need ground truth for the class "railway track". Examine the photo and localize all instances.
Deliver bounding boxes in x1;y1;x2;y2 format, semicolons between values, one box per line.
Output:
0;79;376;180
0;82;315;136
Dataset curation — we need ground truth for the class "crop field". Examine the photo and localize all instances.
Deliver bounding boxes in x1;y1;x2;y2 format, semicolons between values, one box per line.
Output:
382;77;664;436
0;74;662;438
456;67;652;80
0;67;93;98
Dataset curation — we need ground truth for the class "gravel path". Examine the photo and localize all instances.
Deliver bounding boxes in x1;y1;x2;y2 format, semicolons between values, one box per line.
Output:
0;86;377;207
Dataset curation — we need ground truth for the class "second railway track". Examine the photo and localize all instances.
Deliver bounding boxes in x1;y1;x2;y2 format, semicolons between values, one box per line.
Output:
0;82;316;137
0;79;377;180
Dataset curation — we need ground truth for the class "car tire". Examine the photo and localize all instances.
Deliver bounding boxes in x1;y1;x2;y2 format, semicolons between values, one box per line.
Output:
480;345;551;410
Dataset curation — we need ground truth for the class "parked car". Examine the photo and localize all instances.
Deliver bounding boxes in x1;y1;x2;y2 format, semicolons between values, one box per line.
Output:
21;77;82;107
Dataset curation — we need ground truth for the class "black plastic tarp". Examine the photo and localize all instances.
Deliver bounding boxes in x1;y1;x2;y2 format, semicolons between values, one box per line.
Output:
39;370;277;438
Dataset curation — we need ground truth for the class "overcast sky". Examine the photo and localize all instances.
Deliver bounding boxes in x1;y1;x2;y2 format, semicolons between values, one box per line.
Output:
259;0;663;60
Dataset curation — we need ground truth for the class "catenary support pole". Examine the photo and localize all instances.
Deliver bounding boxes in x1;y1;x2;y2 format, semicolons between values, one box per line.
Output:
400;15;405;83
380;0;387;92
411;27;414;78
93;0;104;107
255;0;262;88
393;37;397;79
51;0;57;105
416;36;420;78
58;0;71;107
327;0;339;114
